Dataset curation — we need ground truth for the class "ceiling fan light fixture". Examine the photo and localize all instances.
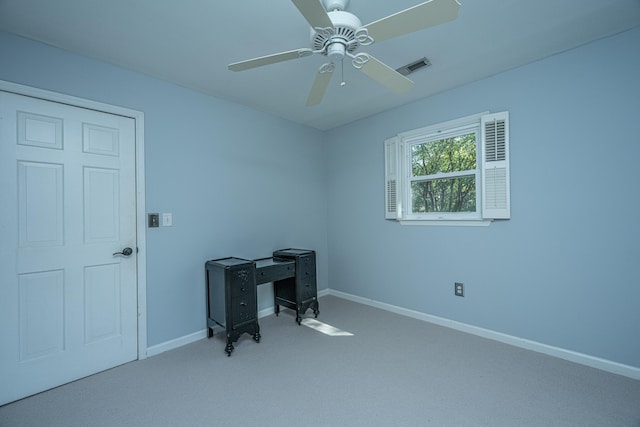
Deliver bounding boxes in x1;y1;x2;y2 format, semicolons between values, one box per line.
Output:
327;42;346;63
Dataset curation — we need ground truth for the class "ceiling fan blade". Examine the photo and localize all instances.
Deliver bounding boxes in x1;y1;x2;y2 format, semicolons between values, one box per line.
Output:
306;66;334;106
358;55;414;94
291;0;333;29
229;48;313;72
363;0;460;43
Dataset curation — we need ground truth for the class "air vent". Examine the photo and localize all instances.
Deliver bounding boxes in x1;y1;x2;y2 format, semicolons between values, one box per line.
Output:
396;57;431;76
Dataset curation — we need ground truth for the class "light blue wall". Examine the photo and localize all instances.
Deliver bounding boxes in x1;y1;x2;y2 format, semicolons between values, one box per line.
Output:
2;27;639;368
0;32;328;347
326;27;640;368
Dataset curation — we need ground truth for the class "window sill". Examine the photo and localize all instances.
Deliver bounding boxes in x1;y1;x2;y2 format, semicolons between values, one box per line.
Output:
398;219;493;227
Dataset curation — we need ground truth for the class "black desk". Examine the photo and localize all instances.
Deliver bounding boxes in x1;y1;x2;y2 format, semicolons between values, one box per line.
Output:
205;249;319;356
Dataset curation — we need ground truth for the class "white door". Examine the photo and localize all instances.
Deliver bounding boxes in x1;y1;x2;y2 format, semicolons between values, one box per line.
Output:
0;91;138;405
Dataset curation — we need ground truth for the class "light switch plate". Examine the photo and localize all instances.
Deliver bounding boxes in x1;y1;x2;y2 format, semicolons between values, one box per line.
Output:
162;213;172;227
148;213;159;228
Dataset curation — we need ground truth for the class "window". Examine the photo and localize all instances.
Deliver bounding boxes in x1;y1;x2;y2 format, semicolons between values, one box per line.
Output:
385;111;510;225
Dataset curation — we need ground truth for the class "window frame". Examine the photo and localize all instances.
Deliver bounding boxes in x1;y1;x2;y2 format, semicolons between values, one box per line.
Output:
385;111;509;226
402;121;481;221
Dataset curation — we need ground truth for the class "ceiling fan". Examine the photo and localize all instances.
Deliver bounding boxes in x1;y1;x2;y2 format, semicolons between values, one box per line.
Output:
228;0;461;106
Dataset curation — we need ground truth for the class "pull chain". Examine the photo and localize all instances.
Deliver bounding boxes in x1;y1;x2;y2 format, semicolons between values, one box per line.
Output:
340;60;346;87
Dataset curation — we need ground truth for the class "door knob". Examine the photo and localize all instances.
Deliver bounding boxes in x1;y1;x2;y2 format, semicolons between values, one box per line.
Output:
113;247;133;257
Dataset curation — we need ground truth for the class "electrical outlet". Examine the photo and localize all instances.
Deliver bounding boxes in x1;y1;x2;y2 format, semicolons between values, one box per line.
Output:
454;282;464;297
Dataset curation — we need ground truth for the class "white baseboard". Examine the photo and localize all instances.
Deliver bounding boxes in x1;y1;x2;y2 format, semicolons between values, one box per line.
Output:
146;329;208;357
328;289;640;380
317;288;331;298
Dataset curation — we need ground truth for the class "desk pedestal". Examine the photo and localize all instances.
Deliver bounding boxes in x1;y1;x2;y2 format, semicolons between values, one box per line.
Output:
205;257;260;356
272;249;319;325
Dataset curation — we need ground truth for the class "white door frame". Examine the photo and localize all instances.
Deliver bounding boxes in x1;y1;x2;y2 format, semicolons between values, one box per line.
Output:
0;79;148;360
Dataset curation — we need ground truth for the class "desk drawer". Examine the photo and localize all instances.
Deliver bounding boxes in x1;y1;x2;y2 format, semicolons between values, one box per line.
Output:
298;254;316;278
230;269;254;297
231;281;253;298
232;296;256;324
255;261;295;284
299;276;317;302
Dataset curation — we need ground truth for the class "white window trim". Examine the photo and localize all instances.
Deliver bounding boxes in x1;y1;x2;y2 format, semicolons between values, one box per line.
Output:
399;219;493;227
385;111;510;226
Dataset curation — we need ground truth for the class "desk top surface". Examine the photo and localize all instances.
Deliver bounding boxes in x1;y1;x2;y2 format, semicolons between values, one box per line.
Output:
206;257;252;268
273;248;314;256
254;257;295;269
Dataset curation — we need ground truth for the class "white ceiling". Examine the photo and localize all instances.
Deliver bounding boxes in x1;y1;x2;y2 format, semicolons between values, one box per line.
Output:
1;0;639;130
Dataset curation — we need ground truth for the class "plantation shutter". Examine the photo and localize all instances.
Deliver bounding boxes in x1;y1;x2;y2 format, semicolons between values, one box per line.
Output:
481;111;510;219
384;137;401;219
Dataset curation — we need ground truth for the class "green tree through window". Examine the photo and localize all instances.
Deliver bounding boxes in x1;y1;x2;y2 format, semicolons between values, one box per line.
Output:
410;133;476;213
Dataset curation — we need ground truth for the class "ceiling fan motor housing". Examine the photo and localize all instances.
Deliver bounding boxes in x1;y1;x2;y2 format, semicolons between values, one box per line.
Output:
311;10;362;61
322;0;349;12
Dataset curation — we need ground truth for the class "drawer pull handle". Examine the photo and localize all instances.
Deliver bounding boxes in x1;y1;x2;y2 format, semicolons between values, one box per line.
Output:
240;302;247;307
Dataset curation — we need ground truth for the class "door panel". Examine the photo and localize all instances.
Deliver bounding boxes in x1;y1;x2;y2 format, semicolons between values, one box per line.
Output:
18;161;64;247
84;167;119;242
18;111;63;149
84;263;122;344
19;270;65;361
0;91;138;405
